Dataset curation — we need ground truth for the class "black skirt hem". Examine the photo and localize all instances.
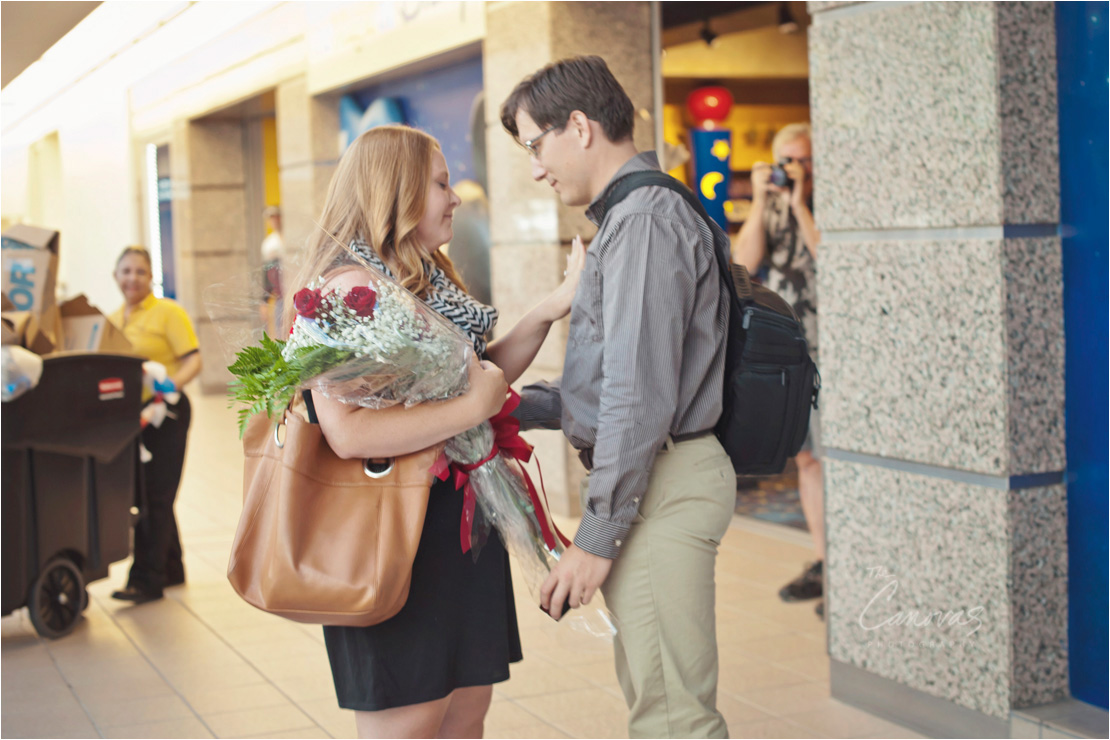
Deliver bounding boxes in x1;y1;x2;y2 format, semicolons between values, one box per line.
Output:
335;660;521;713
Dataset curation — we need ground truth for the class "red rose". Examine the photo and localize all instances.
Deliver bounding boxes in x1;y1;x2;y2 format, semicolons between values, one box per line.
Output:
293;288;324;318
344;286;377;317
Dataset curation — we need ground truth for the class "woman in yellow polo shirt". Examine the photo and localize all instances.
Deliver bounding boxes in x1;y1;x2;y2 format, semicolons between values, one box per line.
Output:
108;246;202;604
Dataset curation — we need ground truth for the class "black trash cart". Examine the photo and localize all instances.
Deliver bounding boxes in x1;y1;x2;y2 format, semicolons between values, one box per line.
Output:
2;352;145;638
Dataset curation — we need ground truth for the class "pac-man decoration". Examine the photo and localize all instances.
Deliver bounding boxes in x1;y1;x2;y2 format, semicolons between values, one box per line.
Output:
691;128;731;228
700;171;724;199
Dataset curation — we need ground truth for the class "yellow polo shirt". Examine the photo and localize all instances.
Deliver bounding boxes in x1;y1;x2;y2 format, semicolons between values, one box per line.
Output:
109;293;199;380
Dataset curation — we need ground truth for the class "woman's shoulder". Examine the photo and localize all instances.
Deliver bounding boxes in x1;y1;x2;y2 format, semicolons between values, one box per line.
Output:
320;266;373;292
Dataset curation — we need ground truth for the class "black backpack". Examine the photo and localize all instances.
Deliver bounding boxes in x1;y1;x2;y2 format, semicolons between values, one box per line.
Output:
604;170;820;475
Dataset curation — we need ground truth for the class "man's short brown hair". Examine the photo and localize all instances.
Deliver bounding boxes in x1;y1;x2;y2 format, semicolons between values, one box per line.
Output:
500;55;634;144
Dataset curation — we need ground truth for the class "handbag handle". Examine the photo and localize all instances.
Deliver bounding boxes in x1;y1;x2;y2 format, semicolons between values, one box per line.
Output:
273;410;396;478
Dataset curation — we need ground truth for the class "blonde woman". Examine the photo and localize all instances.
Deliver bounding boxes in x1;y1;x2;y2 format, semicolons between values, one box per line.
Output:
288;126;583;739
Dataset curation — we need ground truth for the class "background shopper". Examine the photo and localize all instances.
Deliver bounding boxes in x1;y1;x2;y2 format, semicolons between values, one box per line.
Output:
260;206;284;337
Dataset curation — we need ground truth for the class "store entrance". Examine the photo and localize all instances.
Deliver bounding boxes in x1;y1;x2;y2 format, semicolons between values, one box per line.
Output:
661;1;814;532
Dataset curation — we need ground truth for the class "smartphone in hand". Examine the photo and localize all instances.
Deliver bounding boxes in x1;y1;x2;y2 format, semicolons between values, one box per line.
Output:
540;600;573;621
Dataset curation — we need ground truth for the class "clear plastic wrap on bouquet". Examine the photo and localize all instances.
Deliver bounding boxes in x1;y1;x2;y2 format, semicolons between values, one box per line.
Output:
283;274;473;410
445;400;617;640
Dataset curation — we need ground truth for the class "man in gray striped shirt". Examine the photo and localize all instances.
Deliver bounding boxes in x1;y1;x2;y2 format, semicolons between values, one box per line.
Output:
501;56;736;738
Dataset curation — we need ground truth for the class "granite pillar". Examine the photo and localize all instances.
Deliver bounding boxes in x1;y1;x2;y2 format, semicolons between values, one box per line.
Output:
275;77;340;262
807;1;1067;733
169;118;252;393
483;1;656;516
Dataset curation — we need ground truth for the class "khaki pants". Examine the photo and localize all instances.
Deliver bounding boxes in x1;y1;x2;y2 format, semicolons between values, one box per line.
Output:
584;435;736;738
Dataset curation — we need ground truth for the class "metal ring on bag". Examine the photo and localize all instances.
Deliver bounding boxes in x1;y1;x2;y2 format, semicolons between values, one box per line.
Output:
273;421;286;449
363;458;394;479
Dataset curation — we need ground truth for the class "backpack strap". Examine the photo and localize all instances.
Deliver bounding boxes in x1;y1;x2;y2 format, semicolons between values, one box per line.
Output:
602;170;746;317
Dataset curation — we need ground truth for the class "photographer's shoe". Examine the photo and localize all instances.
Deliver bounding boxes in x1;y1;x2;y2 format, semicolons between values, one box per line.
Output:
778;560;823;602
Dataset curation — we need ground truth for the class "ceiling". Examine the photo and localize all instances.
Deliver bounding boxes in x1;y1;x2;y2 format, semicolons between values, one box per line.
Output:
661;2;768;29
661;1;809;47
1;1;101;89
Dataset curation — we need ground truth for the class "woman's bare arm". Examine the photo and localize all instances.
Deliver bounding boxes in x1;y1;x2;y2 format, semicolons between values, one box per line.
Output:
313;383;493;459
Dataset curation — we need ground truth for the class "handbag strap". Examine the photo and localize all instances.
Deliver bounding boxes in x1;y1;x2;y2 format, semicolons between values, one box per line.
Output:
301;389;319;424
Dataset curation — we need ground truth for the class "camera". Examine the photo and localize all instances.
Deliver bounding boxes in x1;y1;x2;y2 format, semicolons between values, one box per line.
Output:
769;164;793;189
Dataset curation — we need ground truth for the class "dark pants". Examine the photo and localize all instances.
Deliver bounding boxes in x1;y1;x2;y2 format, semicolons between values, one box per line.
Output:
128;393;191;595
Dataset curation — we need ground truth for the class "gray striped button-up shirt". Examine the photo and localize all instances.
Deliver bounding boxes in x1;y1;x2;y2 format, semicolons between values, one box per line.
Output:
519;152;728;558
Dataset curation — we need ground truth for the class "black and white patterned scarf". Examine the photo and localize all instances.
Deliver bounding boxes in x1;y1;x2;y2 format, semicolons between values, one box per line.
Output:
348;238;498;356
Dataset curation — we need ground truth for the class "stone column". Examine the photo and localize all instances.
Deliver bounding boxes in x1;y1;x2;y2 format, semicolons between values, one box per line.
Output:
483;1;655;516
169;118;252;393
808;2;1067;735
275;77;340;261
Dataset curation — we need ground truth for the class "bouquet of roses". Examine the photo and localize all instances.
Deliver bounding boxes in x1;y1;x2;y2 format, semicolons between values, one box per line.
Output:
227;273;470;433
221;244;614;637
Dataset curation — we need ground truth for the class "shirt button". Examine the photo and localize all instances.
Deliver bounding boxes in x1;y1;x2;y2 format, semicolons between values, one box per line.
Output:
615;539;623;547
632;497;640;504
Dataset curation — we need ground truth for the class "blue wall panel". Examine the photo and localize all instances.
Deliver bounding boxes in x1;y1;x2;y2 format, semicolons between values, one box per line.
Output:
1055;0;1109;710
350;55;484;183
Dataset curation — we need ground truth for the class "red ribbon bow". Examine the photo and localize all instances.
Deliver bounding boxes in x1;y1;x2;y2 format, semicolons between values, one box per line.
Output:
432;390;570;554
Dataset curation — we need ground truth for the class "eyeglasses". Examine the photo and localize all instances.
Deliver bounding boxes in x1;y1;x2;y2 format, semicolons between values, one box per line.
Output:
521;125;558;157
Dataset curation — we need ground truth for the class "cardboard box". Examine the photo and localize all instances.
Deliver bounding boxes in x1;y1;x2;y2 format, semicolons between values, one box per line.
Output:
0;308;58;355
2;309;30;346
59;295;133;354
1;229;133;358
0;321;17;345
2;224;59;317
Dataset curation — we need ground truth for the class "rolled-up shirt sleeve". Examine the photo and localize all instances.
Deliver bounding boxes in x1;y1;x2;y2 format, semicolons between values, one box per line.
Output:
573;214;698;559
513;378;563;431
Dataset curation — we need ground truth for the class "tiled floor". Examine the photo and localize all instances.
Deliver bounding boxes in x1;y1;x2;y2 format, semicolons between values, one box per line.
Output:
2;392;922;739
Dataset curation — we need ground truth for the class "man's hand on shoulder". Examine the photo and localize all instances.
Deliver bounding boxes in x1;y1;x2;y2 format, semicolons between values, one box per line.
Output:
540;544;613;618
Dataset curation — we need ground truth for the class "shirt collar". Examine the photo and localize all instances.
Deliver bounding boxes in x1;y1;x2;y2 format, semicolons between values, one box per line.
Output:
585;151;662;226
138;293;158;312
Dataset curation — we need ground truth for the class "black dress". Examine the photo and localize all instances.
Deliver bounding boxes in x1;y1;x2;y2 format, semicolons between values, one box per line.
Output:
311;250;520;711
323;475;523;711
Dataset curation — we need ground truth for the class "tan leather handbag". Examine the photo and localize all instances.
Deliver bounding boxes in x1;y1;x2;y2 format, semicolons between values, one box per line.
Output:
228;405;441;626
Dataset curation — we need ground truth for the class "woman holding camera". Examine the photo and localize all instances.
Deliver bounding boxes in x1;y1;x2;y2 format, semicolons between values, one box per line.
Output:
731;123;828;618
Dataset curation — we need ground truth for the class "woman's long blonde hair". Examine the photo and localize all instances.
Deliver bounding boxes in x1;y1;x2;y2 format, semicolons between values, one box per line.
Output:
282;126;466;331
